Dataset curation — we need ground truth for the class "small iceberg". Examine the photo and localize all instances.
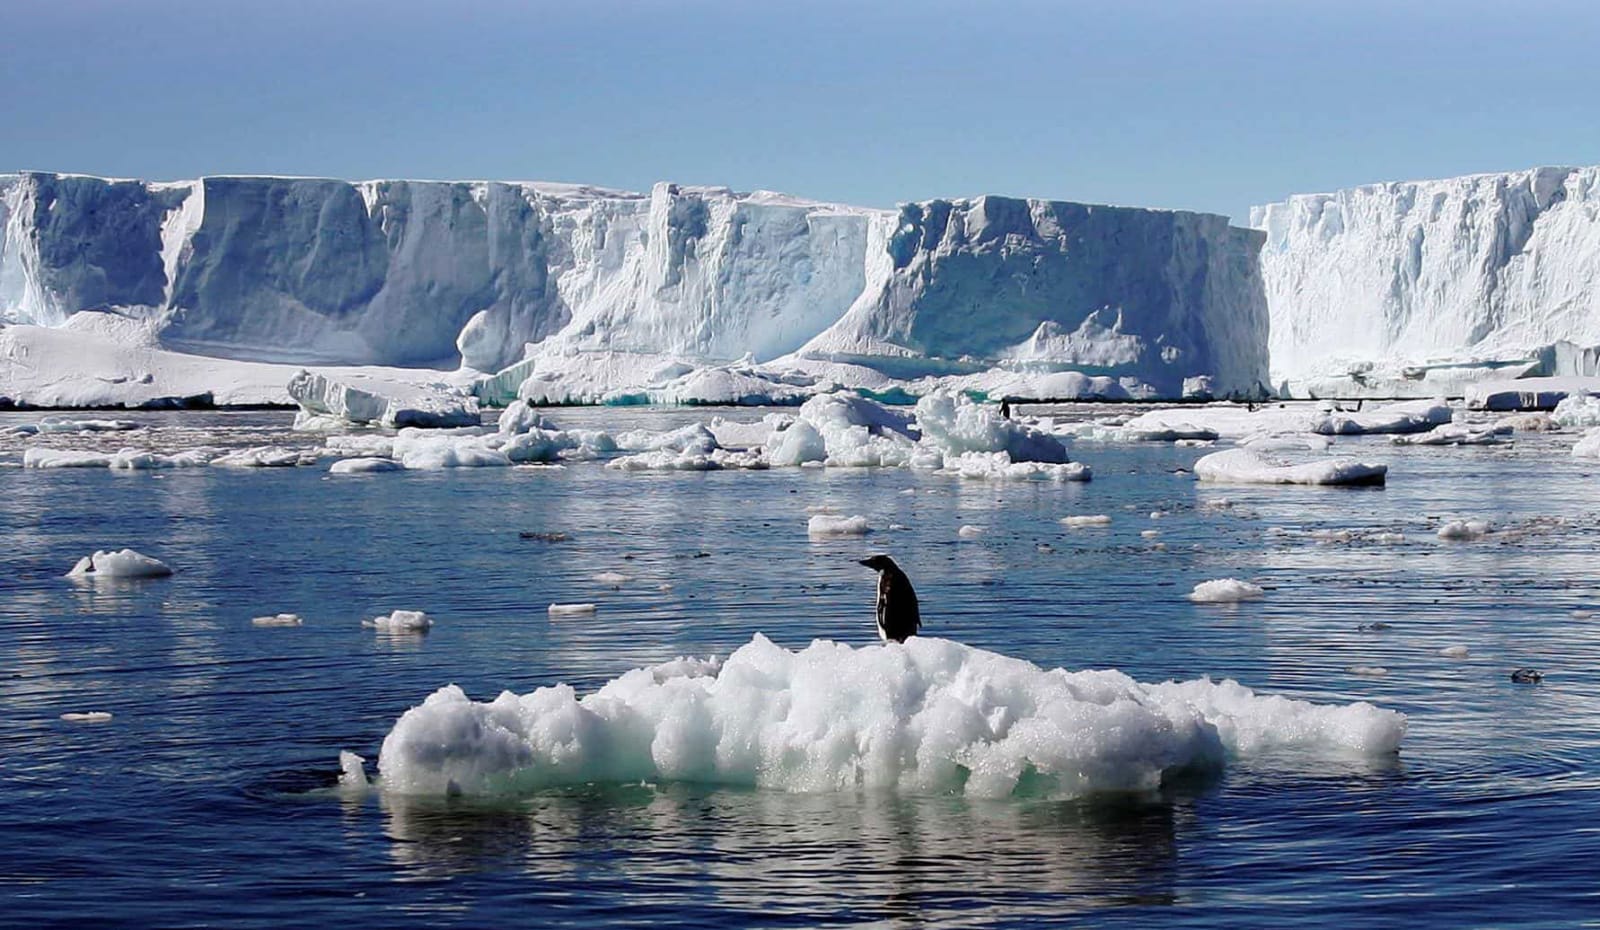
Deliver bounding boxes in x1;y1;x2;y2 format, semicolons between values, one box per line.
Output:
1187;579;1265;603
67;549;173;579
808;514;871;537
548;603;598;618
1194;448;1387;486
251;613;304;627
364;610;432;633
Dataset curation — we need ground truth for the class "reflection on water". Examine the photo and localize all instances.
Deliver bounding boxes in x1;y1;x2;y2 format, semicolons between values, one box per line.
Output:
3;408;1600;927
377;784;1183;923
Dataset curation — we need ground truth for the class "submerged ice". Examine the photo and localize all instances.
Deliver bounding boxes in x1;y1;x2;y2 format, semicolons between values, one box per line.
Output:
372;634;1405;799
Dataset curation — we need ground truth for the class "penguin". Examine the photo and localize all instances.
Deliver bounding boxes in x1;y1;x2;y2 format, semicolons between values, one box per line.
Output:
858;554;921;643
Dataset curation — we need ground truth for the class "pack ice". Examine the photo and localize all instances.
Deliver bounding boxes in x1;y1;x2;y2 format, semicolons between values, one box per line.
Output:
371;634;1406;798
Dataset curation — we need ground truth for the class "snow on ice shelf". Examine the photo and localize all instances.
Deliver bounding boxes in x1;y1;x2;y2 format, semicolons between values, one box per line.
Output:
369;635;1406;798
2;171;1269;404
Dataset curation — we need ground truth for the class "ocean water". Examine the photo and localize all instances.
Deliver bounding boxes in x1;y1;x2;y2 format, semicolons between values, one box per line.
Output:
3;407;1600;927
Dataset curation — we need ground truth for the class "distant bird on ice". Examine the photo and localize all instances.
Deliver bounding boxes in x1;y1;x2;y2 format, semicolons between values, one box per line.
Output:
859;554;921;643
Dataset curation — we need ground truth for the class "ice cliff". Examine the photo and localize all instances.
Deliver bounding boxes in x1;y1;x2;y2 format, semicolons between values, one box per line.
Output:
0;171;1269;400
1252;166;1600;395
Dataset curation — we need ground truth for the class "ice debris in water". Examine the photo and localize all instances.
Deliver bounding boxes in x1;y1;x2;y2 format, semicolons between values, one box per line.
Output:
1437;520;1491;540
808;514;871;537
339;751;369;789
211;446;314;467
548;603;598;618
1061;514;1112;527
1194;448;1387;486
1572;428;1600;459
1438;645;1471;658
371;635;1406;798
66;549;173;579
1553;393;1600;428
365;610;432;633
251;613;303;627
593;571;629;588
958;525;985;539
1187;579;1266;603
1347;666;1389;677
24;448;211;469
61;711;114;723
329;457;405;475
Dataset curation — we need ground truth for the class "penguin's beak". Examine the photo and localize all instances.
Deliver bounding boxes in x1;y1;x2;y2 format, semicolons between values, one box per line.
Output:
857;558;874;567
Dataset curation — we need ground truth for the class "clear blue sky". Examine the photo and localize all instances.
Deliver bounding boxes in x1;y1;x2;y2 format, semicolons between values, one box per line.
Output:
3;0;1597;224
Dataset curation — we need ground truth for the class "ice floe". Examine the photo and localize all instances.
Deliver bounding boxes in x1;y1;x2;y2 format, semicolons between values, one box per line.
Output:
1437;520;1492;540
289;370;481;429
60;712;114;723
808;514;871;537
1391;422;1511;446
1187;579;1266;603
1194;448;1387;486
251;613;304;627
370;634;1406;798
66;549;173;579
328;457;405;475
24;447;211;469
1553;392;1600;428
365;610;433;633
548;603;598;618
1061;514;1112;527
1574;428;1600;459
211;446;316;467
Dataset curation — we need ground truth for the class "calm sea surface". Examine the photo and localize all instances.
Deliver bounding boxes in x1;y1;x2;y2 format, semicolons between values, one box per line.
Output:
2;407;1599;928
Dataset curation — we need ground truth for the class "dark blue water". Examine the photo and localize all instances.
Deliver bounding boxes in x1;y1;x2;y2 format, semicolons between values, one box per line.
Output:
3;408;1600;927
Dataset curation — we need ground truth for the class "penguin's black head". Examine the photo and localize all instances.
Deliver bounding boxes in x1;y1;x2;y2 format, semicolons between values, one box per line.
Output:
859;554;898;572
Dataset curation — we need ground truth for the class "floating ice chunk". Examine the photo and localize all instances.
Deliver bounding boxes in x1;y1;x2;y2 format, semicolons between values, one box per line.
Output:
23;448;112;468
60;712;114;723
66;549;173;579
606;449;722;471
252;613;303;627
212;446;314;467
1194;448;1387;486
808;514;871;537
943;451;1091;482
365;610;432;633
1391;422;1511;446
329;457;404;474
1437;520;1491;540
1573;428;1600;459
23;447;210;469
391;428;510;469
957;525;985;539
322;434;395;458
1309;399;1452;436
708;414;791;450
914;390;1069;463
36;416;139;433
1553;393;1600;428
1141;530;1161;538
1061;514;1112;527
339;751;369;789
1187;579;1265;603
1438;645;1470;658
593;572;629;587
373;634;1406;798
548;603;598;617
1573;609;1595;619
288;370;480;429
1347;666;1389;677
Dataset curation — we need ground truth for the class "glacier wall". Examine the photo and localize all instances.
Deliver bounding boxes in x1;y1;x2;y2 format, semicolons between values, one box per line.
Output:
0;171;1270;397
1252;166;1600;390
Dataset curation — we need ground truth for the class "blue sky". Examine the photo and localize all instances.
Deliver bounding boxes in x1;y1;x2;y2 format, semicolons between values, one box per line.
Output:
3;0;1597;223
